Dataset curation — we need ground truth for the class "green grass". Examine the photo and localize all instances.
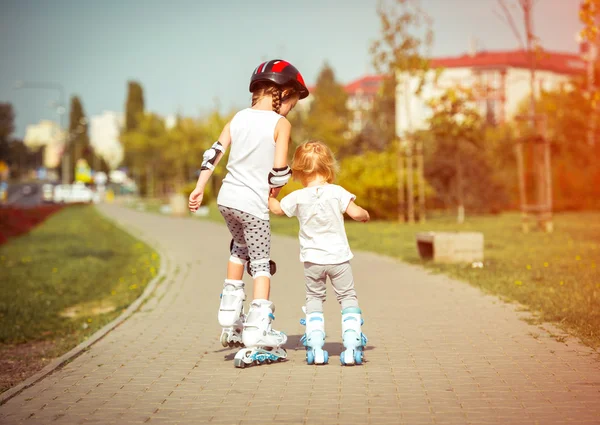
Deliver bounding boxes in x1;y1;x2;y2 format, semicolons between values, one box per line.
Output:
0;205;159;344
129;198;600;348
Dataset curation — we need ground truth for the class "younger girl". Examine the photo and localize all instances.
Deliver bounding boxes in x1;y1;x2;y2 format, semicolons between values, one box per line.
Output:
188;59;309;368
268;141;370;366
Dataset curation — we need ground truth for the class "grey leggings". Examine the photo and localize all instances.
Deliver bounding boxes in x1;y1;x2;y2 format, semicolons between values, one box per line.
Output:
304;261;360;314
218;205;272;278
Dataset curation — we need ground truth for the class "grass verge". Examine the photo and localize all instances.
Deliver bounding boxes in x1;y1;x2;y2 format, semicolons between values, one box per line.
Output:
0;204;159;393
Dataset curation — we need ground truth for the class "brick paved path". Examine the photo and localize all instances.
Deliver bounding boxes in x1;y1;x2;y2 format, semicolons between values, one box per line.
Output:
1;204;599;425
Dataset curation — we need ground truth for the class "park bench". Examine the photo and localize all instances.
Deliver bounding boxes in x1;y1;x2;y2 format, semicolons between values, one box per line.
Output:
416;231;484;264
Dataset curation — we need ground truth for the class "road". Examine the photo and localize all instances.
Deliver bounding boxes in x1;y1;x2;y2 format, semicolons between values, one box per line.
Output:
3;182;45;207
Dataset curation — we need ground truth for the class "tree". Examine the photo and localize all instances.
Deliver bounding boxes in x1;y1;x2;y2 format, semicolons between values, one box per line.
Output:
120;113;167;197
526;82;600;209
125;81;145;132
302;63;350;156
122;81;146;188
68;96;90;181
370;0;433;124
370;0;434;222
0;103;15;164
427;87;507;220
579;0;600;146
347;76;396;156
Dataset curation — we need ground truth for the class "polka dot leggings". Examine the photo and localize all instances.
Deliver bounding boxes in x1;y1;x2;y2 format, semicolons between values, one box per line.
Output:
218;205;272;278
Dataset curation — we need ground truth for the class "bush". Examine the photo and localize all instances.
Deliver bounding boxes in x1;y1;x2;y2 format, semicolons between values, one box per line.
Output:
0;205;64;245
338;149;434;220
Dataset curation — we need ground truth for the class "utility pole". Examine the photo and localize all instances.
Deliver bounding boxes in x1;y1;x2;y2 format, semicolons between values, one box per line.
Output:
14;81;68;183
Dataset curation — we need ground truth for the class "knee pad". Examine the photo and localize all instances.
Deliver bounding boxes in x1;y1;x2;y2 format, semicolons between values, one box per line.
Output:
246;259;276;277
229;239;249;263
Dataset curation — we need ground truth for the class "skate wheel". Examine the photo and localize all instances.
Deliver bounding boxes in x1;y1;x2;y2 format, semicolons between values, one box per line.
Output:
342;350;354;366
306;350;315;365
220;333;229;348
323;351;329;364
234;358;245;368
354;350;363;365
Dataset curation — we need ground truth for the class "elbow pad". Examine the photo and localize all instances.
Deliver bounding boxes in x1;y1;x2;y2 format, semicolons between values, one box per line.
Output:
268;166;292;188
201;141;225;171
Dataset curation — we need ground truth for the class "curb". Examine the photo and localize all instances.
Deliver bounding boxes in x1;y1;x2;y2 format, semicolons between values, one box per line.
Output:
0;205;170;405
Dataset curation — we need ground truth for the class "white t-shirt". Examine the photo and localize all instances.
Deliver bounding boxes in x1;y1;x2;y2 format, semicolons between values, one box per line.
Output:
217;108;283;220
280;184;356;265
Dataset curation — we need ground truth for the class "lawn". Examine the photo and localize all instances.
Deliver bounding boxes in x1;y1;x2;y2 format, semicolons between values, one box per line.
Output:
0;205;159;393
131;198;600;348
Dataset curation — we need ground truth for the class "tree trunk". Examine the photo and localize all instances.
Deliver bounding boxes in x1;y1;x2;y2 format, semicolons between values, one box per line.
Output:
417;140;426;223
145;163;154;199
455;148;464;224
406;142;415;224
397;141;405;222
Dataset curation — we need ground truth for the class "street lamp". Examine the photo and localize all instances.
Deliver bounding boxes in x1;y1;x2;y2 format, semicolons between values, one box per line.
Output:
14;80;72;184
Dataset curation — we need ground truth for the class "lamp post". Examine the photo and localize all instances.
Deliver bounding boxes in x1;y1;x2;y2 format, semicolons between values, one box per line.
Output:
14;81;70;184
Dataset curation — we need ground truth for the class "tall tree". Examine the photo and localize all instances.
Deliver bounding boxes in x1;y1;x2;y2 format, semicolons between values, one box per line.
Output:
68;96;90;180
302;63;350;156
427;87;507;220
0;103;15;164
122;81;146;188
125;81;145;131
349;76;396;156
370;0;433;222
579;0;600;146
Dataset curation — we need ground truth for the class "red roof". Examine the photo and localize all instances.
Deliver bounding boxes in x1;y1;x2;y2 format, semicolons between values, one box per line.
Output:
340;50;585;97
430;50;586;75
344;75;385;96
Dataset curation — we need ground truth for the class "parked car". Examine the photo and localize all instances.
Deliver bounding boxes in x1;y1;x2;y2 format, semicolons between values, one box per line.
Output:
54;183;100;204
42;184;54;203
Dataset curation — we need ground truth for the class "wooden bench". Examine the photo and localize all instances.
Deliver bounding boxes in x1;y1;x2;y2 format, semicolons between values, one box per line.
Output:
416;232;484;264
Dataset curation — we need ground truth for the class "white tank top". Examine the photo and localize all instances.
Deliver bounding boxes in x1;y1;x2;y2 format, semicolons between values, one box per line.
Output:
217;108;283;220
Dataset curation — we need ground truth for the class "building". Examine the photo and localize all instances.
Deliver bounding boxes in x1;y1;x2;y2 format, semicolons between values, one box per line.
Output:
23;120;66;169
344;75;386;134
298;75;386;135
89;111;124;170
396;49;587;136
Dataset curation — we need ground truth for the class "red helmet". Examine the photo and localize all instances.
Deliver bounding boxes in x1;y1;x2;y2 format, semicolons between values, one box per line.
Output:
250;59;309;99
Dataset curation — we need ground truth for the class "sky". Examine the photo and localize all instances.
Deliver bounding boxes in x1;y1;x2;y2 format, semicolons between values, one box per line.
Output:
0;0;583;138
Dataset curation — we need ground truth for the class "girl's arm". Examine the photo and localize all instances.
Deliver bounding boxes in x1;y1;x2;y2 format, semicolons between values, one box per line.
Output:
345;201;370;222
189;121;231;212
270;118;292;198
268;197;286;216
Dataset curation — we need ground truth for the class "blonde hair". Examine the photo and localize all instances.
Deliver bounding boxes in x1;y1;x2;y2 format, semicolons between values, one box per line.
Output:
291;140;339;184
251;83;298;114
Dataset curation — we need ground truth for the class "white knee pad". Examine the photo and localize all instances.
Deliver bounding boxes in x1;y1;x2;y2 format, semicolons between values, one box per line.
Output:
218;279;245;327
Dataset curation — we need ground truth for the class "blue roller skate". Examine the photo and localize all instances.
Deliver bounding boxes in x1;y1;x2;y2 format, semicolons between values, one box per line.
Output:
300;309;329;365
340;307;367;366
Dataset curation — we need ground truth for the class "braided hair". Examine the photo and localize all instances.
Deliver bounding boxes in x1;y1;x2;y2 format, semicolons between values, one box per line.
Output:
251;83;294;114
271;87;282;114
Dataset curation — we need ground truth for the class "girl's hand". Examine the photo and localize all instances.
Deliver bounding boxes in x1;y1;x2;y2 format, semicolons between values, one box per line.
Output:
270;187;281;198
188;187;204;212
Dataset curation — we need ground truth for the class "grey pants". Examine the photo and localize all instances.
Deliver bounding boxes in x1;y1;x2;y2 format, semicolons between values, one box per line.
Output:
304;261;360;314
218;205;272;278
